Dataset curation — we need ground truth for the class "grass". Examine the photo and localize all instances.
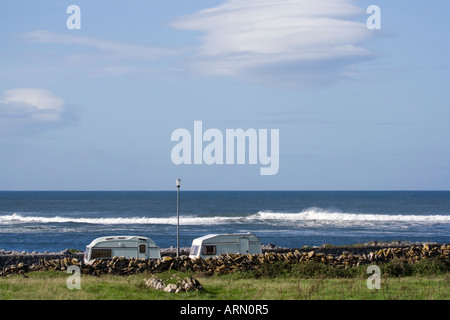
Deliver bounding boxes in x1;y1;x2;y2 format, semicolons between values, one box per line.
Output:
1;259;449;300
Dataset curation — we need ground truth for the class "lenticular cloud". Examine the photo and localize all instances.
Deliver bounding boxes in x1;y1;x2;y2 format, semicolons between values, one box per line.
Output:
171;0;377;88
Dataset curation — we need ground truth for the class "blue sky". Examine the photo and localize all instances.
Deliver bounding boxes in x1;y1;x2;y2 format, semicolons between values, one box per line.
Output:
0;0;449;191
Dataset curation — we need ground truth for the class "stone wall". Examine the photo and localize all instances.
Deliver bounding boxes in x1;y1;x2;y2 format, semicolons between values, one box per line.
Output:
1;244;448;277
0;251;84;269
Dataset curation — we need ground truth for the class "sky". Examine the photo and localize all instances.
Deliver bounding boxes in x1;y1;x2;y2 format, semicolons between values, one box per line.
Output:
0;0;449;191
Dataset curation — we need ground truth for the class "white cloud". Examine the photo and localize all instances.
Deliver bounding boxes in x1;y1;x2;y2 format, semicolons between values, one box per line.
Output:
0;88;75;135
171;0;376;88
2;88;64;111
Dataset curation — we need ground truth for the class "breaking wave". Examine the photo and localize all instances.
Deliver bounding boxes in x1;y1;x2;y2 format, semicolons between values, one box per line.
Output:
251;208;450;223
1;208;449;227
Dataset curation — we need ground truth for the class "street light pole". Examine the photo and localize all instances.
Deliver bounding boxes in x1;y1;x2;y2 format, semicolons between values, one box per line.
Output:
176;178;181;258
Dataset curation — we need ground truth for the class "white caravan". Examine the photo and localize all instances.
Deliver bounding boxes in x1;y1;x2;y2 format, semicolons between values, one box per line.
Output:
84;235;161;263
189;233;262;259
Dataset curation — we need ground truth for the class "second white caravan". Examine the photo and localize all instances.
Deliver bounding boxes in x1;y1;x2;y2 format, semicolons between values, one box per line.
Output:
189;233;262;259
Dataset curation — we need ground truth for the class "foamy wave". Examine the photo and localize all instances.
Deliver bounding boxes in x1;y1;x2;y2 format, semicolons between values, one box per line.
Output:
0;209;449;227
0;213;239;226
251;208;450;223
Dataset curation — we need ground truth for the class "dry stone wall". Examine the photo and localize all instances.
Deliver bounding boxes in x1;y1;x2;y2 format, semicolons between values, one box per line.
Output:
1;244;448;277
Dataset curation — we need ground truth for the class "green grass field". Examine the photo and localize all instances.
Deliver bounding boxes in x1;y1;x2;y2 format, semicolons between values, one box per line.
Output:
1;259;449;300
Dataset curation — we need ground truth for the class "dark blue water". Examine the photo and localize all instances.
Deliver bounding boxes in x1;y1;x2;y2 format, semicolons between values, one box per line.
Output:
0;191;449;252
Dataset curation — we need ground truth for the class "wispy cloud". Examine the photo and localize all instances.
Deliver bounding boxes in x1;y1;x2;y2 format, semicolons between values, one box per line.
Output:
171;0;377;88
21;31;178;77
22;30;175;61
19;1;379;87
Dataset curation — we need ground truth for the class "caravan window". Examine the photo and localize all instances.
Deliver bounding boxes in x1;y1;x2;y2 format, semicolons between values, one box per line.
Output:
139;244;146;254
190;245;199;256
91;248;112;259
84;247;90;260
202;245;216;255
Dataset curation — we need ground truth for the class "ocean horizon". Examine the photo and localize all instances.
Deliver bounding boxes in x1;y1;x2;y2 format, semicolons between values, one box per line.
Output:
1;190;449;252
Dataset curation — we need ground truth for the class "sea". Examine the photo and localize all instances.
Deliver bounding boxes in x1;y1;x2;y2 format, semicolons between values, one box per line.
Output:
0;191;449;252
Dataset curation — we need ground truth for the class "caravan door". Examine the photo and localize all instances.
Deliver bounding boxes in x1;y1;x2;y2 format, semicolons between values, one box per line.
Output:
137;242;147;259
238;237;250;254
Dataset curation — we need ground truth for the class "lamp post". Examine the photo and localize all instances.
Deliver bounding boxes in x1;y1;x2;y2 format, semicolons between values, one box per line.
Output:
176;178;181;258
